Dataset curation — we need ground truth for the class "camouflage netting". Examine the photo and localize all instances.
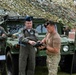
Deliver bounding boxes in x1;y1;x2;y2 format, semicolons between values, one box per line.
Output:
0;0;76;26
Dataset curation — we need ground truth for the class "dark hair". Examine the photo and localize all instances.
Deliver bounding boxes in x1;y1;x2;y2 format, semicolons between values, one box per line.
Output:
44;20;55;28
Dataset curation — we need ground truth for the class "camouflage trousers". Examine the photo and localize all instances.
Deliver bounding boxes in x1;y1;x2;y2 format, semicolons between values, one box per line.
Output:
46;54;60;75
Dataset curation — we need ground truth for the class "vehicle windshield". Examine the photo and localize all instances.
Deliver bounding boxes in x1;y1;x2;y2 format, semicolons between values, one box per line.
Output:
35;24;47;33
6;21;64;35
35;24;65;35
35;24;58;34
7;24;24;34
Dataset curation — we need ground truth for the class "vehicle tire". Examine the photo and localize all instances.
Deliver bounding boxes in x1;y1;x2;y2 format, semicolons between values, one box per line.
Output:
6;51;13;75
59;55;65;71
60;54;76;73
12;54;19;75
71;53;76;73
59;55;72;73
0;60;12;75
0;61;7;75
36;56;46;66
6;52;19;75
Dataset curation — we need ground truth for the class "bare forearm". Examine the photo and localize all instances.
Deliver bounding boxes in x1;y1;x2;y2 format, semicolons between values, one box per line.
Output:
46;46;59;53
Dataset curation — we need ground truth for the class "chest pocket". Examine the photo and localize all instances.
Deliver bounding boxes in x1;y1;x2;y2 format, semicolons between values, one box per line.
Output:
30;30;35;36
23;29;35;37
23;29;37;42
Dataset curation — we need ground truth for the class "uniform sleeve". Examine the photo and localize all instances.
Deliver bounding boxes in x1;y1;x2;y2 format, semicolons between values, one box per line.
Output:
1;26;7;35
0;27;7;40
53;37;61;49
19;36;29;44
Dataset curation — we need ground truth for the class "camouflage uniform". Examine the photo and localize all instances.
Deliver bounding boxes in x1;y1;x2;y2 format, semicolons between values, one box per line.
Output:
45;32;61;75
19;27;38;75
0;26;7;55
0;26;7;75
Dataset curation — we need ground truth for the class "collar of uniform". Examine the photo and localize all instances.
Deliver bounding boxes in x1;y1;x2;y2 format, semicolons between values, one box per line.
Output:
23;27;34;32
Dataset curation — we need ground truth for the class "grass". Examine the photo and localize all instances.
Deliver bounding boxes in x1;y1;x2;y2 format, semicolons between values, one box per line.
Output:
0;66;76;75
35;66;76;75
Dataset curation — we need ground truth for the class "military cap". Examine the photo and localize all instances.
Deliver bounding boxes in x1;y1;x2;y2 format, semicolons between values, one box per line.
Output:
25;16;33;21
44;20;55;28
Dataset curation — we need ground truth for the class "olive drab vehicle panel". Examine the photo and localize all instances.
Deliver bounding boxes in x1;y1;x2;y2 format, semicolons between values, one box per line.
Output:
0;15;76;75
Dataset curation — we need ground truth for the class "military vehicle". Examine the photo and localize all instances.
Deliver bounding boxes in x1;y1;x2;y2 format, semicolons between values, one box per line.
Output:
0;9;10;75
0;15;76;75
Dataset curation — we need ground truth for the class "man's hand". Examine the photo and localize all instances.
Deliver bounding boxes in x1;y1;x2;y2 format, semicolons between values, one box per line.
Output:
38;45;46;50
28;40;36;45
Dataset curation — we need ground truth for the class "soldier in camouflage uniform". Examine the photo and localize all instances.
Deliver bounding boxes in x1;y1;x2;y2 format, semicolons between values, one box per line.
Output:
0;26;7;54
0;26;7;75
19;16;38;75
40;20;61;75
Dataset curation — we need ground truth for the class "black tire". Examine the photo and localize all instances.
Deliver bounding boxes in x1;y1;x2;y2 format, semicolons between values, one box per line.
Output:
36;56;46;66
6;52;19;75
59;55;72;73
12;54;19;75
59;55;65;71
59;54;76;73
71;53;76;73
0;61;7;75
6;51;13;75
3;63;12;75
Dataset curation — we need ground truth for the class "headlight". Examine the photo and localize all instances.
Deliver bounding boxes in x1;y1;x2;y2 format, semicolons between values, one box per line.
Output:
63;46;69;52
